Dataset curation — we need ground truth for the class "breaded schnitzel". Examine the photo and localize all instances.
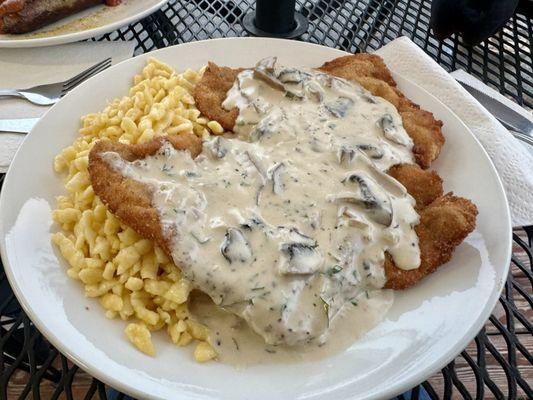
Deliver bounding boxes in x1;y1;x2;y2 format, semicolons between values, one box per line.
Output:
318;54;445;169
89;135;477;290
387;163;443;209
89;54;476;296
383;193;476;289
193;63;242;132
194;56;444;169
89;133;202;256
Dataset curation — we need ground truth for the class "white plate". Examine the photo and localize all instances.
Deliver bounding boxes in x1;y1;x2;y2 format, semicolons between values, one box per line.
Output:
0;38;511;400
0;0;167;48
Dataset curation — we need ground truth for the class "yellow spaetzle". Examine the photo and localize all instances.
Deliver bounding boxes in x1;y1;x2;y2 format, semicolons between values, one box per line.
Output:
52;58;221;363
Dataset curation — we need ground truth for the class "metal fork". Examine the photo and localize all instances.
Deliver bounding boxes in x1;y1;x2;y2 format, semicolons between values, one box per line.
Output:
0;58;112;106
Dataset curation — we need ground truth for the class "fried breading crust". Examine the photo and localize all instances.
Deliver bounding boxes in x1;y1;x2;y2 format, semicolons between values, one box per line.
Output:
194;56;444;168
88;132;202;255
88;135;477;290
388;163;443;209
318;54;445;169
193;62;243;132
383;193;478;289
192;60;447;220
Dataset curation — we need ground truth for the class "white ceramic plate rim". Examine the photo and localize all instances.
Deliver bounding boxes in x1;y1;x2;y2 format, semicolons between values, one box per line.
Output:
0;38;512;400
0;0;168;48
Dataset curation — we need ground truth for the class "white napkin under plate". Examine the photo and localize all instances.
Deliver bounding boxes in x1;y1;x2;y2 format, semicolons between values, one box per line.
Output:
376;37;533;227
0;41;136;173
450;69;533;158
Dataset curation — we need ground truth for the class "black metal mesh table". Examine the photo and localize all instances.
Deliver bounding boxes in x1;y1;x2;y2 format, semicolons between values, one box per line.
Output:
1;1;532;399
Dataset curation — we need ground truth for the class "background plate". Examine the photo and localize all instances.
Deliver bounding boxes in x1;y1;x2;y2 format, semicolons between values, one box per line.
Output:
0;0;167;48
0;38;511;400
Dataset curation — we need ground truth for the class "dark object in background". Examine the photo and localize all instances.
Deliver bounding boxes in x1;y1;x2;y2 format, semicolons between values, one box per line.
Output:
242;0;308;38
255;0;296;34
430;0;523;46
516;0;533;16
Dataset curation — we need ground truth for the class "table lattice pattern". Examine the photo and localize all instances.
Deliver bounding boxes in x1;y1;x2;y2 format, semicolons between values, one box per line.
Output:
1;1;532;399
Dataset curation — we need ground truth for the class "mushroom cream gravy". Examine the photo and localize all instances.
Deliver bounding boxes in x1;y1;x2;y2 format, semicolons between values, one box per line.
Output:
102;60;421;355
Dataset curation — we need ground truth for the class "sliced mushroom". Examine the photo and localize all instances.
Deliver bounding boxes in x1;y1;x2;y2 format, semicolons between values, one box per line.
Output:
337;146;407;198
255;183;264;206
356;144;384;159
279;242;323;275
244;150;267;179
220;228;252;264
330;77;351;91
254;68;285;92
256;56;277;72
355;151;407;198
325;97;354;118
337;146;356;166
254;57;284;91
253;59;305;99
341;173;393;226
362;95;377;104
305;81;324;102
337;145;383;165
208;137;227;159
239;216;265;231
315;73;333;88
286;227;315;246
269;162;285;194
378;114;409;146
277;68;309;84
338;206;370;229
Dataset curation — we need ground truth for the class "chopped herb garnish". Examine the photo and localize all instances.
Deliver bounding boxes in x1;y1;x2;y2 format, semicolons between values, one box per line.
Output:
251;286;265;291
280;303;287;316
284;91;302;100
320;296;330;328
326;265;343;276
232;337;240;350
351;300;358;306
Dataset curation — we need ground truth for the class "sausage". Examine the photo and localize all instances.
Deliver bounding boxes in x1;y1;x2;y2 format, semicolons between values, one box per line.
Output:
0;0;121;34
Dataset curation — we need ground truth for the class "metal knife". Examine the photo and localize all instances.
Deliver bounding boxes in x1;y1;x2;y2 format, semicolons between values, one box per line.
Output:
457;80;533;147
0;117;39;134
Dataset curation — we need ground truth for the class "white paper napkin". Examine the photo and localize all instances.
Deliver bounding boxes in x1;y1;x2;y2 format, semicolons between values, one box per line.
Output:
375;37;533;227
0;41;136;173
451;69;533;158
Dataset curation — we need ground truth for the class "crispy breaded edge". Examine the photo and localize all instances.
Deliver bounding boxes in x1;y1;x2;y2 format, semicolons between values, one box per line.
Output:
388;163;443;209
193;62;244;132
88;132;202;256
318;54;445;169
194;55;444;169
190;57;476;288
384;193;478;289
88;134;477;290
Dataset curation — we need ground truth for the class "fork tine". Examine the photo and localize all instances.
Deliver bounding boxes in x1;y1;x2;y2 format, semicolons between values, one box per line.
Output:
63;58;111;86
61;62;111;96
63;58;111;91
62;60;111;92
